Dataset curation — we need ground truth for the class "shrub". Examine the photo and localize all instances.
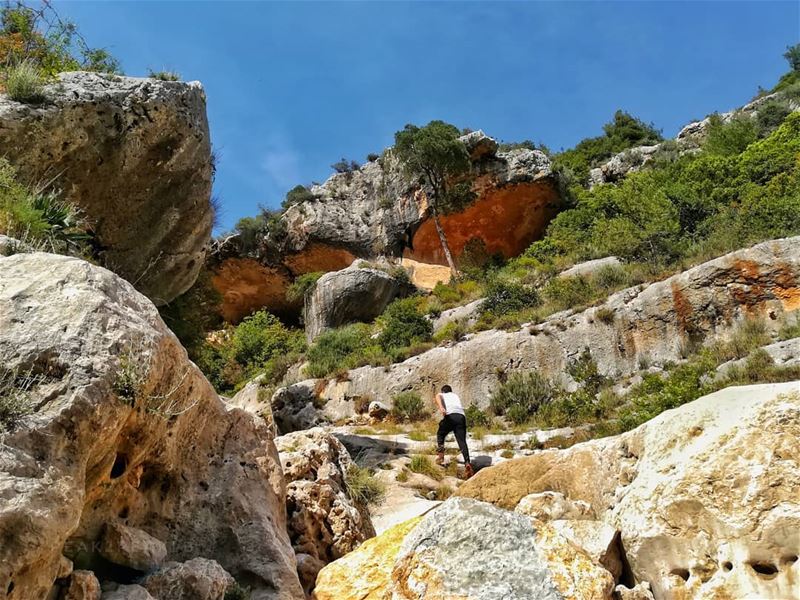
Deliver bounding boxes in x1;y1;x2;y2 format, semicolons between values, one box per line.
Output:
367;153;380;162
378;298;432;351
224;584;250;600
756;100;792;136
465;404;491;427
391;391;428;422
481;279;540;316
147;69;180;81
542;275;595;311
345;464;386;506
283;184;315;209
433;320;468;344
5;59;44;102
286;271;324;303
408;455;442;480
704;114;759;157
331;158;360;173
231;311;305;374
489;371;555;424
305;323;374;378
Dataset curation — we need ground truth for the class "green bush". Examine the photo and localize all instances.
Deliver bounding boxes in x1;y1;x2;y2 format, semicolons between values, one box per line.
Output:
345;464;386;506
147;69;180;81
481;279;540;316
704;114;759;157
465;404;491;428
756;100;792;136
489;371;555;424
432;320;468;344
286;271;324;303
231;311;304;371
305;323;375;378
542;275;595;311
282;184;315;209
391;391;429;422
408;455;442;480
224;584;250;600
378;298;433;351
5;59;44;102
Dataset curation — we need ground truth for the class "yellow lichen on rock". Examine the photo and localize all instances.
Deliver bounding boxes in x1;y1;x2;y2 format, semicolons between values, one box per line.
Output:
312;517;421;600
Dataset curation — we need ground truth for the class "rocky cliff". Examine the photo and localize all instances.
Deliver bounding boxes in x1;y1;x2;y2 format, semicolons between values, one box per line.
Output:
211;132;560;322
0;72;214;305
0;253;302;599
278;236;800;420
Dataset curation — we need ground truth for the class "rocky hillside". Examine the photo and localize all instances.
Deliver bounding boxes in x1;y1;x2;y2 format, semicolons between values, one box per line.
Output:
314;382;800;600
0;72;214;305
210;132;560;322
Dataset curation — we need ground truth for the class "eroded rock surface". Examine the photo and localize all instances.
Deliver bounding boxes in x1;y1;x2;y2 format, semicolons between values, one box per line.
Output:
0;253;302;599
314;237;800;413
142;558;234;600
211;132;559;321
0;72;213;304
458;382;800;600
275;428;375;594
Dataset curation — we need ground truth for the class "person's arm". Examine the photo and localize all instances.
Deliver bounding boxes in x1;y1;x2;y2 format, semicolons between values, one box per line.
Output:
434;393;446;416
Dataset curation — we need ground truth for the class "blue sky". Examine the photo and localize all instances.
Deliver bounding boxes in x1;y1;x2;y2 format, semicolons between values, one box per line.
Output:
53;1;799;233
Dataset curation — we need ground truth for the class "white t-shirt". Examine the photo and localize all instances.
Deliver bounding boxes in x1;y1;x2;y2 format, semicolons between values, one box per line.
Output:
440;392;465;416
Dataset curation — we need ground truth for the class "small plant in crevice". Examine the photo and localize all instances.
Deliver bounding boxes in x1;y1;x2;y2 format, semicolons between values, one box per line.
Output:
224;583;251;600
345;464;386;506
408;454;442;481
112;348;149;406
147;69;180;81
0;367;40;432
4;59;46;103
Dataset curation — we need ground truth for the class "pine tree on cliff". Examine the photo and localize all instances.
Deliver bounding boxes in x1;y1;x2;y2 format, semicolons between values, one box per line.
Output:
394;120;475;278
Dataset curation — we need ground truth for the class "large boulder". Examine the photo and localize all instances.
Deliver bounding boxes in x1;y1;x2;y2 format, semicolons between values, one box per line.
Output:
313;498;614;600
211;134;560;322
0;253;302;599
99;522;167;573
142;558;234;600
275;428;376;594
314;236;800;413
458;381;800;600
304;264;413;341
0;72;213;305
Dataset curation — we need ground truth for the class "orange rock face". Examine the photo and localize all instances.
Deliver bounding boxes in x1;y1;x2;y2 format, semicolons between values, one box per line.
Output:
212;246;357;323
211;258;294;323
406;179;560;266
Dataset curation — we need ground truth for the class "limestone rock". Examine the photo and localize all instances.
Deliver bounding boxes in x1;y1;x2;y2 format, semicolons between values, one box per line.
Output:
142;558;234;600
305;264;412;341
390;497;613;599
515;491;595;521
614;582;655;600
211;135;559;322
0;253;302;599
549;520;622;581
99;522;167;573
558;256;622;279
271;380;323;434
459;382;800;600
101;585;156;600
588;145;660;187
368;401;391;420
315;236;800;413
63;571;102;600
714;335;800;381
276;428;376;593
227;376;277;437
460;130;499;159
313;517;421;600
431;298;484;333
0;72;213;305
0;235;27;256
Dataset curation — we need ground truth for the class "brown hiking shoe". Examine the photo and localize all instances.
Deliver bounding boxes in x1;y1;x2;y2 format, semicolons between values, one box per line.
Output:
464;463;474;479
435;451;445;466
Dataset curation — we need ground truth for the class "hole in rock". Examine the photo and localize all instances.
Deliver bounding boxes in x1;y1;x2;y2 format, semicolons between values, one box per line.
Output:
670;568;690;582
110;454;127;479
748;562;779;578
782;555;798;565
7;581;14;594
118;506;129;519
722;561;733;572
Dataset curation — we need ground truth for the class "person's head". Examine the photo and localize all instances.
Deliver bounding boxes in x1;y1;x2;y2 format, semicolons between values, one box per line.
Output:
441;384;452;394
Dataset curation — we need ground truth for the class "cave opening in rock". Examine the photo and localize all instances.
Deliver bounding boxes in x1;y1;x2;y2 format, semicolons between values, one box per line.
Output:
670;568;690;582
747;561;779;578
722;561;733;572
110;453;128;479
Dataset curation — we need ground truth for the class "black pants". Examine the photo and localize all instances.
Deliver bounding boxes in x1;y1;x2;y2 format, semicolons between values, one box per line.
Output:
437;413;470;465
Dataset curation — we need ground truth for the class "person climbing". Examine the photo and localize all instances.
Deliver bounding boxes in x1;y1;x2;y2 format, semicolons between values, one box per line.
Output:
434;384;474;479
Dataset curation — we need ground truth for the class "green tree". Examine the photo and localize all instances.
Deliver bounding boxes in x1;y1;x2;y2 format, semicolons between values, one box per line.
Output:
394;120;475;277
784;43;800;72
